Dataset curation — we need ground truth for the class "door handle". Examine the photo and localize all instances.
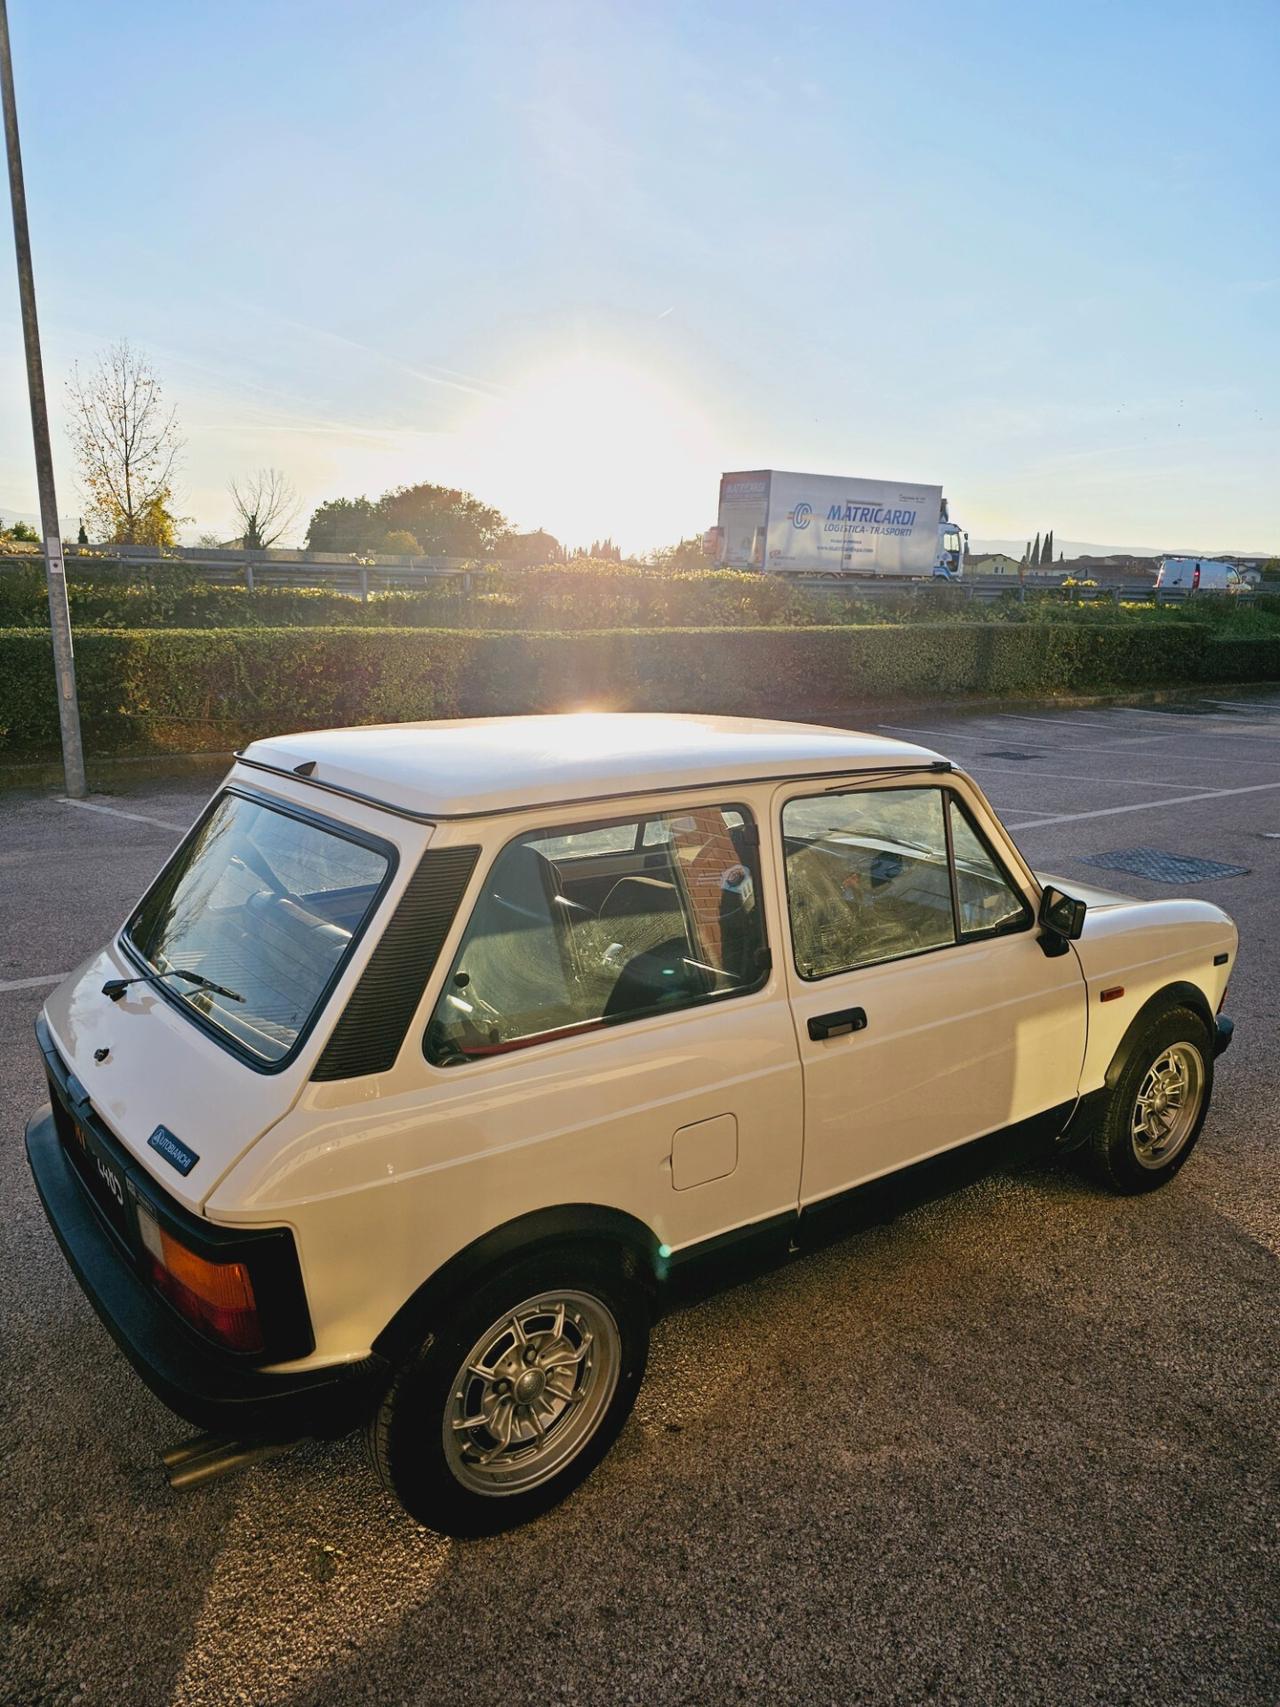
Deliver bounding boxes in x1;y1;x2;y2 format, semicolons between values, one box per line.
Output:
808;1007;867;1042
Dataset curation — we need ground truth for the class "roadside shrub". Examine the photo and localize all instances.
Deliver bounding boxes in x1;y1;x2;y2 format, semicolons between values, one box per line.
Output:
6;559;1280;641
1;620;1271;757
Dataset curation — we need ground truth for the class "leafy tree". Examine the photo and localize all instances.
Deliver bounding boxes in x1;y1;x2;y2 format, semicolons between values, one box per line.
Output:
230;468;299;550
4;519;38;542
65;339;183;544
499;529;564;565
649;536;711;572
379;529;422;556
570;537;623;562
305;483;512;558
305;496;380;553
377;483;511;557
1260;559;1280;582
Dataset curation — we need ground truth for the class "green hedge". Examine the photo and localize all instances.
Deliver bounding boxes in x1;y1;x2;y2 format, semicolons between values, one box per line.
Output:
0;560;827;631
12;559;1278;634
0;622;1273;755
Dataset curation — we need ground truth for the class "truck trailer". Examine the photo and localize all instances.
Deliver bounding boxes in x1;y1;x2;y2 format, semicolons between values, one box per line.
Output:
706;469;966;579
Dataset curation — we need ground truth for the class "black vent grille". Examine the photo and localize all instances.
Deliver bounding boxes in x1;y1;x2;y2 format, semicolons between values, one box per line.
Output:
312;845;480;1081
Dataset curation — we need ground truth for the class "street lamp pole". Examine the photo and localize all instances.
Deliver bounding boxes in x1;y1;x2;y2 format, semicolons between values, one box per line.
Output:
0;0;86;797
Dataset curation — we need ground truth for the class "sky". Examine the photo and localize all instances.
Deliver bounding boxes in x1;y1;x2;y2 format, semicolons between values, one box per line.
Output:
1;0;1277;556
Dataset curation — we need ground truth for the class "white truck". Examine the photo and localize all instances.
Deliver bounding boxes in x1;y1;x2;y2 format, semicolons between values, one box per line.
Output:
1155;558;1245;593
706;469;966;579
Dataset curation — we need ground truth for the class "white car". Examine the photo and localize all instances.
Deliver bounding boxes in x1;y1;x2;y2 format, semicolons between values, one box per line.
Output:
26;714;1237;1534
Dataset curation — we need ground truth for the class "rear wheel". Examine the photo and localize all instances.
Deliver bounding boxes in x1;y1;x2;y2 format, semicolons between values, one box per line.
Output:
367;1248;648;1535
1079;1006;1214;1193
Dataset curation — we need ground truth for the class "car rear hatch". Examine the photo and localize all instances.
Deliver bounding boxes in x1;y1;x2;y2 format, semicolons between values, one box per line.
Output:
39;781;405;1213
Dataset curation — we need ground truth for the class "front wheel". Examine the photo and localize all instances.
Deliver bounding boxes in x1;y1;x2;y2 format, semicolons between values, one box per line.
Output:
1079;1006;1214;1194
367;1248;649;1535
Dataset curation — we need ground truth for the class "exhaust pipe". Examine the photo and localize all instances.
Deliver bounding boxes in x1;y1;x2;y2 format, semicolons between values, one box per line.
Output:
161;1432;298;1490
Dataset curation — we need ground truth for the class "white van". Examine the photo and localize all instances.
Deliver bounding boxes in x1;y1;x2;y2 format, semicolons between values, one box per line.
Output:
26;714;1237;1535
1156;558;1244;592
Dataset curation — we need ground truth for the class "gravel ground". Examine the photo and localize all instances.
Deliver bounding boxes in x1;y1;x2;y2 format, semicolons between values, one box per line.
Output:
1;693;1277;1707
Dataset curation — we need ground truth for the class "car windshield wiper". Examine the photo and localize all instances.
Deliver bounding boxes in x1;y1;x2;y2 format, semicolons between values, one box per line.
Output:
102;966;245;1004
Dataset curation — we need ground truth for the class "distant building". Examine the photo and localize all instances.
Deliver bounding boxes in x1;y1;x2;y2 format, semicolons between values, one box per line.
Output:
499;529;564;566
966;552;1023;576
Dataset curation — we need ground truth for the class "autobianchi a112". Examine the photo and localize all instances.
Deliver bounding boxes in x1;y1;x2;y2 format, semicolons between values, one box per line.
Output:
26;713;1236;1534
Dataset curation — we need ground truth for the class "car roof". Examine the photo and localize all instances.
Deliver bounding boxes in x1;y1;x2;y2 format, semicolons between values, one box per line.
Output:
237;713;948;821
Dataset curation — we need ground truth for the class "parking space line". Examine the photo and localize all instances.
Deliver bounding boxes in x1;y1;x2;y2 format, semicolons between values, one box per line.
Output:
878;721;1191;756
1004;777;1280;832
0;972;68;993
60;797;187;833
991;712;1115;729
966;766;1198;790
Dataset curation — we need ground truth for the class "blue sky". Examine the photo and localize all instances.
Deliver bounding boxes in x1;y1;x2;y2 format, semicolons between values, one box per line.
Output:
2;0;1277;553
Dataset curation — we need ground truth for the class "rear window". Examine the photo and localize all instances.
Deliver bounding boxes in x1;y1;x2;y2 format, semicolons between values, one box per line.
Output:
124;791;392;1066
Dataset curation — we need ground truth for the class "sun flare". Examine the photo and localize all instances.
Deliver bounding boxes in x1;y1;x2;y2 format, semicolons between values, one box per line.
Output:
456;352;717;551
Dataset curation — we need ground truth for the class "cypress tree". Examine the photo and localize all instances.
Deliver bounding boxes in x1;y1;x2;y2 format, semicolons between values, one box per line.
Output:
1031;531;1041;568
1044;529;1054;564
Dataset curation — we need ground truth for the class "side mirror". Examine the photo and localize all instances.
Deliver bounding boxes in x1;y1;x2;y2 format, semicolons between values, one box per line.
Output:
1038;885;1086;941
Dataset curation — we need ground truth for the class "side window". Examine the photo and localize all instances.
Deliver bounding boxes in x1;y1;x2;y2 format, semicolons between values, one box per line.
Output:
426;804;766;1065
782;788;1032;979
948;799;1032;937
783;789;954;978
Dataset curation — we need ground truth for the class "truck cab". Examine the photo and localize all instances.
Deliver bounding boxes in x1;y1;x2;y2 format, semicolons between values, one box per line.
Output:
936;502;966;579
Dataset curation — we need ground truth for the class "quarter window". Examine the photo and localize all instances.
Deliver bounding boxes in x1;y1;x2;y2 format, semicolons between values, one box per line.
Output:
782;787;1030;980
426;805;766;1065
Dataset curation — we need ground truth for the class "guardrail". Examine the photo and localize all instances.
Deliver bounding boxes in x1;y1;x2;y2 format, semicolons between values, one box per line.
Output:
771;575;1258;606
8;544;478;597
0;548;1261;606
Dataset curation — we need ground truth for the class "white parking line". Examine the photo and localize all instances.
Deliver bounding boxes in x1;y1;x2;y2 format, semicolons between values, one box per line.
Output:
991;712;1116;729
1003;777;1280;832
60;797;187;833
878;721;1183;756
0;972;68;993
965;766;1197;790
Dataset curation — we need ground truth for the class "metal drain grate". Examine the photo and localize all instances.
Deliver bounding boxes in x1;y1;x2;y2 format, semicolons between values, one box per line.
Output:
1080;848;1250;884
982;750;1042;761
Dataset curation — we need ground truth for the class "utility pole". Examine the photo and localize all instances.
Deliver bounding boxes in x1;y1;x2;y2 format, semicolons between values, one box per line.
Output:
0;0;86;796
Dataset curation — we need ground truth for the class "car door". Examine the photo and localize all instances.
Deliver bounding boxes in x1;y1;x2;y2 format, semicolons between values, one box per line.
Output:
774;776;1087;1208
416;795;805;1257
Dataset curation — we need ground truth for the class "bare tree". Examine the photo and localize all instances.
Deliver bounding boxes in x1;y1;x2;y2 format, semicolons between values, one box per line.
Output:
65;339;183;545
229;467;299;550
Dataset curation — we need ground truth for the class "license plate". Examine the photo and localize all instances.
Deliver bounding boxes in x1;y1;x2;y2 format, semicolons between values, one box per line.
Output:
70;1115;132;1245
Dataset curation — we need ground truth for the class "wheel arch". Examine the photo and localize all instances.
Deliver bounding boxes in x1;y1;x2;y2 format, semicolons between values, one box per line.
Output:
372;1202;662;1362
1103;980;1215;1091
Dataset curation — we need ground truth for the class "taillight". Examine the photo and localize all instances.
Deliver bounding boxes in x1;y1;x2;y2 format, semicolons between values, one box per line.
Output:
136;1203;264;1353
1192;565;1201;589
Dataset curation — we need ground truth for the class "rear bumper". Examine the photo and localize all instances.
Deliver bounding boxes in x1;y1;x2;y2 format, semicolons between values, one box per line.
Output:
25;1105;387;1441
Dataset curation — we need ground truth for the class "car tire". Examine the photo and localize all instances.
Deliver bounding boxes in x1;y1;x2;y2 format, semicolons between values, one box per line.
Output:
1079;1006;1215;1194
366;1246;649;1536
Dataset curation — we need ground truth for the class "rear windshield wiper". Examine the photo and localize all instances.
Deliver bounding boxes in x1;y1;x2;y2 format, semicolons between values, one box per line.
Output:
103;967;245;1004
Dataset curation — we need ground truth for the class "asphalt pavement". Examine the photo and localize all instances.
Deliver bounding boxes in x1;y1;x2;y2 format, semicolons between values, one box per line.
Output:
1;691;1277;1707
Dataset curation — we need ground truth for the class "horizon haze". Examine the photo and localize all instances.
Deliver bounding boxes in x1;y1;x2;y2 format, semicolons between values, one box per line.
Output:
1;0;1276;556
